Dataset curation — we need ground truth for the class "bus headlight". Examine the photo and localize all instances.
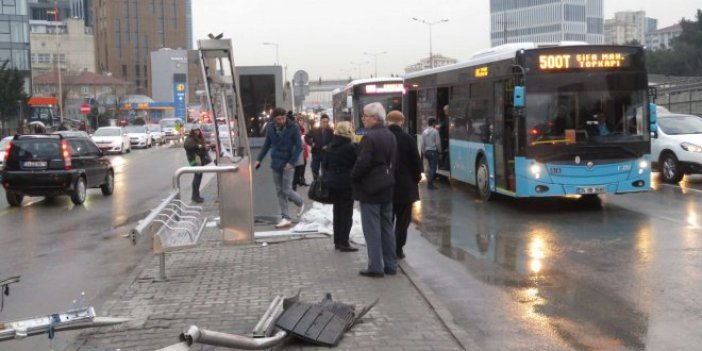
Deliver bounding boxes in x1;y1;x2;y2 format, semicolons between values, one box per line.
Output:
638;159;649;174
530;164;541;179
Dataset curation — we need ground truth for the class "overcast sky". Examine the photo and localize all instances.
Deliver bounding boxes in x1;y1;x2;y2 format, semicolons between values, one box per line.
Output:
192;0;700;80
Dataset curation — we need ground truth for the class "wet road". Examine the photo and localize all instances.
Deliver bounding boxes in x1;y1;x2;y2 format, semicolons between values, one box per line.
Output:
406;174;702;350
0;145;190;350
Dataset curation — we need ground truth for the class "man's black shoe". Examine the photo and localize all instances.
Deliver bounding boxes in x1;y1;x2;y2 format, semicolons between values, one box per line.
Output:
384;268;397;275
192;197;204;203
336;245;359;252
359;269;384;278
397;251;405;259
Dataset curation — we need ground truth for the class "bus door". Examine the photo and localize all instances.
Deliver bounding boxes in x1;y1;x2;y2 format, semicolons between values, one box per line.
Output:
493;81;507;190
406;90;418;136
437;87;451;170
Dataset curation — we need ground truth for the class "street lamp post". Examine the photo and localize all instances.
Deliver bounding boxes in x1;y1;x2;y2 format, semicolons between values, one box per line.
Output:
262;42;279;66
363;51;387;77
412;17;449;69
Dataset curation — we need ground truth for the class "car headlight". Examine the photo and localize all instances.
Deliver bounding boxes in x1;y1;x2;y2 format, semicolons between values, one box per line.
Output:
638;160;649;169
681;142;702;153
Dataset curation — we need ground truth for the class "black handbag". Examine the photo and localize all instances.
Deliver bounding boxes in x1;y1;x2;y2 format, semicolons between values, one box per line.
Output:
361;163;395;195
308;178;333;204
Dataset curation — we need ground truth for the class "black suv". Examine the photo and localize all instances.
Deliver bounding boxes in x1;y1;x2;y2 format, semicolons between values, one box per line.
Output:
2;134;114;206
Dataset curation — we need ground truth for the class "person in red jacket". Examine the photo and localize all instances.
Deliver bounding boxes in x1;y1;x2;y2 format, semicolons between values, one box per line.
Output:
293;116;310;190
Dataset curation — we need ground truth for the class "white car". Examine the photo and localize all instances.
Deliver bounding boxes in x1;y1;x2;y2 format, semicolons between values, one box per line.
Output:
124;125;152;148
651;113;702;183
91;127;131;154
147;124;165;145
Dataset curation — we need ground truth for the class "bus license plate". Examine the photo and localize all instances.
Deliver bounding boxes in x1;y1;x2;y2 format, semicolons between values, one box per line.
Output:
24;161;47;168
577;186;605;194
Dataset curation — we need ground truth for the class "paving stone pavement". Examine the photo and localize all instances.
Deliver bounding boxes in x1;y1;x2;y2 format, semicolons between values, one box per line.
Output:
69;179;464;351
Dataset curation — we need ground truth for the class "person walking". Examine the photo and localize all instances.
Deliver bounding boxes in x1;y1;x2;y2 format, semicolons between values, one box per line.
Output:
255;107;305;228
386;111;421;259
305;114;333;180
422;117;441;190
352;102;398;278
293;116;309;190
183;125;207;203
322;121;359;252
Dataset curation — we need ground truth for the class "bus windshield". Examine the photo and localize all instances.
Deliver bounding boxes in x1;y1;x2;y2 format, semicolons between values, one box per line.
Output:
525;71;649;158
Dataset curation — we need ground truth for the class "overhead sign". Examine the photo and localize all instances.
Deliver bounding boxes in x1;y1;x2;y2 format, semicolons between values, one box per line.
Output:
474;66;489;78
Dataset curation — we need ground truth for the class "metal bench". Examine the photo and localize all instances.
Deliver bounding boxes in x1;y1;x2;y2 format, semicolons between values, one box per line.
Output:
131;165;238;280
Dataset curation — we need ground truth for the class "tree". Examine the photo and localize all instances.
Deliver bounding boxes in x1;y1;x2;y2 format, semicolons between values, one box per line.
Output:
647;9;702;75
0;60;28;131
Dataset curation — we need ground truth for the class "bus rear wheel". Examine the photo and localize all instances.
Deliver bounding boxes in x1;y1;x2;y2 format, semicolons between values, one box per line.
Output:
475;157;492;201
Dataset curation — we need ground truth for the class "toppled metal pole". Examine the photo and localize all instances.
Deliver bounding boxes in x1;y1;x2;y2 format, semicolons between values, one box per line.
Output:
0;307;129;342
180;326;287;350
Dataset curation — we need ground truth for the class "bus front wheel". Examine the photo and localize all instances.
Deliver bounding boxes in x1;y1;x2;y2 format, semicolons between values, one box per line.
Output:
476;157;492;201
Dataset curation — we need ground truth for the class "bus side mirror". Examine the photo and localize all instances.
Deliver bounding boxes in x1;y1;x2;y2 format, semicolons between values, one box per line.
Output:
649;102;657;133
514;86;525;108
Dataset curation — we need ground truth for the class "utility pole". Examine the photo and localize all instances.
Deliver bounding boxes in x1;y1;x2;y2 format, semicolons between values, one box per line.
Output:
53;1;64;122
412;17;449;69
363;51;387;77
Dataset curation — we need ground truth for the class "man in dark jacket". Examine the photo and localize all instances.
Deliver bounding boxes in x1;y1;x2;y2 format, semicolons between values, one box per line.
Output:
255;107;305;228
351;102;398;278
386;110;421;259
305;114;333;180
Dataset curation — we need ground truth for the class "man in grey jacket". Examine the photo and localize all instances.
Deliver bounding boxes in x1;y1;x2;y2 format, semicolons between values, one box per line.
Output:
351;102;398;278
422;117;441;190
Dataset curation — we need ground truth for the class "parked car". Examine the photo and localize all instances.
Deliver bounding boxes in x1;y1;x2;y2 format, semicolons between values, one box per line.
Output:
2;134;114;206
651;113;702;183
147;124;165;145
0;136;12;181
53;130;90;139
124;125;152;148
91;127;131;154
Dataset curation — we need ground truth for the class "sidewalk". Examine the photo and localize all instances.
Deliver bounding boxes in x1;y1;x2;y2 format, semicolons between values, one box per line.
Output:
71;178;465;351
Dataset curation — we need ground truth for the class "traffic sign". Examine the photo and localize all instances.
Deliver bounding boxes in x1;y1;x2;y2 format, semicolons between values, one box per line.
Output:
80;104;91;115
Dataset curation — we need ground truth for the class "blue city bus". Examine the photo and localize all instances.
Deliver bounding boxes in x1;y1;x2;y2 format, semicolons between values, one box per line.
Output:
404;43;657;200
332;78;403;136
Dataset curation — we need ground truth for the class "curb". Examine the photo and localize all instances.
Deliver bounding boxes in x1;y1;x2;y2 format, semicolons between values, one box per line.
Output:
399;259;481;351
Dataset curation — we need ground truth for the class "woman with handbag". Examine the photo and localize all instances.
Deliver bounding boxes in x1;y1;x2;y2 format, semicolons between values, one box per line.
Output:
322;121;359;252
183;125;207;203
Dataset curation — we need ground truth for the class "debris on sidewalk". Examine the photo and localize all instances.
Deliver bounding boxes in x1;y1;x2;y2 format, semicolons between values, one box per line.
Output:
292;202;366;245
275;293;378;347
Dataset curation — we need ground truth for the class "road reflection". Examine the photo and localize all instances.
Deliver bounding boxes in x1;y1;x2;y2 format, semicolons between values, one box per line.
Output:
416;184;652;349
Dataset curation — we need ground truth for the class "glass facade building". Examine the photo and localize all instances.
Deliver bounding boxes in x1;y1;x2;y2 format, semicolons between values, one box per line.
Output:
490;0;604;46
0;0;31;94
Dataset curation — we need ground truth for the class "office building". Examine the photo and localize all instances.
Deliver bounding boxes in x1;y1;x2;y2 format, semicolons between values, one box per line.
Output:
0;0;31;94
604;11;657;45
93;0;189;96
28;0;92;30
490;0;604;46
30;18;95;74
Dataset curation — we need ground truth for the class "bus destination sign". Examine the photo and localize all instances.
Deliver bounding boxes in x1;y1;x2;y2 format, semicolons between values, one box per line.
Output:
538;52;628;71
365;83;404;94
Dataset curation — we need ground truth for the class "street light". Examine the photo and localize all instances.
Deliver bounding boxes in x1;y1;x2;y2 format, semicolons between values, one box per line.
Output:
262;42;279;66
412;17;449;69
363;51;387;77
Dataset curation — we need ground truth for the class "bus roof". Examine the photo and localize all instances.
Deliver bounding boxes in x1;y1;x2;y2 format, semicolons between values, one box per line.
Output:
404;41;589;80
333;77;403;94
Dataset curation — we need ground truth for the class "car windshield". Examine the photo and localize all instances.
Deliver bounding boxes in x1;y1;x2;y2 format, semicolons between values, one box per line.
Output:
125;126;146;133
148;125;162;132
95;128;121;136
658;115;702;135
